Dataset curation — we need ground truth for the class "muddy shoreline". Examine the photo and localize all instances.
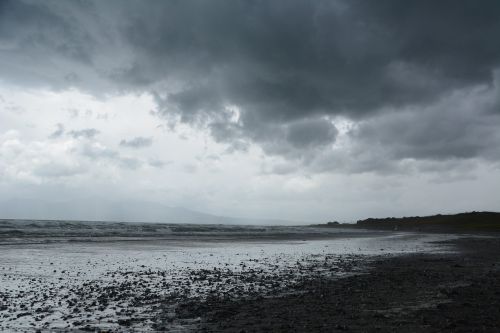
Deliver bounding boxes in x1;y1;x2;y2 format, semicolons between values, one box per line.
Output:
1;233;498;332
178;236;500;332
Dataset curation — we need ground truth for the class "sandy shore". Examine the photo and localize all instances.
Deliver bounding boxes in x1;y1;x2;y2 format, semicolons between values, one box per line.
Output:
1;230;498;332
186;236;500;332
0;228;451;332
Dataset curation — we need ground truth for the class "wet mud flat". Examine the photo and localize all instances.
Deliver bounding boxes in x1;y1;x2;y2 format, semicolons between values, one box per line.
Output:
0;230;451;332
0;245;370;332
194;236;500;332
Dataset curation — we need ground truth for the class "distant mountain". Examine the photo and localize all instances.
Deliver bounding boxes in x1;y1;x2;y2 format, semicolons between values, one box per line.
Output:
0;198;299;225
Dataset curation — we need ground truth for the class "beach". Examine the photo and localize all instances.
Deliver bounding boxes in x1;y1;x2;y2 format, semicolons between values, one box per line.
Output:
0;220;497;332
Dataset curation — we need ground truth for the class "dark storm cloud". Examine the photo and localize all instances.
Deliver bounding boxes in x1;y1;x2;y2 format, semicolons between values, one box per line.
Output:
119;0;500;168
0;0;122;91
351;82;500;162
208;116;338;159
123;0;500;111
302;80;500;175
119;136;153;148
2;0;500;172
286;119;338;149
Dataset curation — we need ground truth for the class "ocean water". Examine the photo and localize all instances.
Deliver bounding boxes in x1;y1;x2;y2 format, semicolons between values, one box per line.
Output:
0;220;456;332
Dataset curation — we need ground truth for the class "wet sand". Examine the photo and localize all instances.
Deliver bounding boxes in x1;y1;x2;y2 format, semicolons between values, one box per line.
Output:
0;225;455;332
193;236;500;332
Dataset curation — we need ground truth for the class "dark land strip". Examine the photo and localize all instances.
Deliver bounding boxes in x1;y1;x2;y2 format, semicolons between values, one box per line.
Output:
322;211;500;233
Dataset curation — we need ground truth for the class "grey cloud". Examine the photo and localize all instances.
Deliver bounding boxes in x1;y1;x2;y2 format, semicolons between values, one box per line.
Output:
351;85;500;163
79;142;142;170
286;119;337;149
416;160;478;184
118;157;142;170
67;108;79;118
127;0;500;114
49;123;65;139
0;0;125;92
205;155;220;161
183;164;197;174
223;140;250;154
258;82;500;177
119;136;153;148
148;158;170;168
6;0;500;110
2;0;500;173
257;118;338;159
123;0;500;168
34;162;84;179
209;116;337;159
261;163;299;176
68;128;100;139
80;143;118;160
298;82;500;175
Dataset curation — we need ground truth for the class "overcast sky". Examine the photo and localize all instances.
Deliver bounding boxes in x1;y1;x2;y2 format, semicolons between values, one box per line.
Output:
1;0;500;223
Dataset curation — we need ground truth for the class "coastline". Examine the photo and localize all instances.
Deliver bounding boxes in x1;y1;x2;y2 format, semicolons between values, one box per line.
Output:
0;226;451;332
1;223;498;332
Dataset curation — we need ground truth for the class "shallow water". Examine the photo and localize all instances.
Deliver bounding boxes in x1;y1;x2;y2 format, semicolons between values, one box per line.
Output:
0;222;456;332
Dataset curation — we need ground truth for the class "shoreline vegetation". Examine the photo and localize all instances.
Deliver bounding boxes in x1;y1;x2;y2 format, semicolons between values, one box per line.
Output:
315;211;500;233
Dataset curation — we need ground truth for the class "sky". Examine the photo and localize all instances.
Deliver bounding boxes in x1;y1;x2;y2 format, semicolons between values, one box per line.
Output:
1;0;500;223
